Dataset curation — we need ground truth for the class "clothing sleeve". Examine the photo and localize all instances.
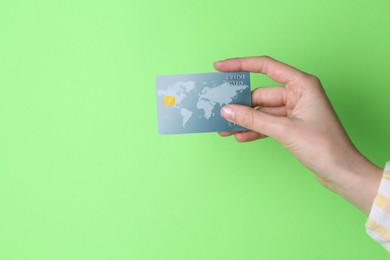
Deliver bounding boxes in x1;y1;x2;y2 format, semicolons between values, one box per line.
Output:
366;162;390;252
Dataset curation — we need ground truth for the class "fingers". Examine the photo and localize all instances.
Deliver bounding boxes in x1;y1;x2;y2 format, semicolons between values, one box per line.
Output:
258;106;287;117
218;131;235;137
214;56;300;142
220;104;289;141
218;102;286;139
235;131;267;142
251;87;286;107
218;130;267;142
214;56;307;84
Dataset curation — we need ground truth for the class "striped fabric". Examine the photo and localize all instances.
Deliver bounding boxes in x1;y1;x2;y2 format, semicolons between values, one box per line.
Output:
366;162;390;252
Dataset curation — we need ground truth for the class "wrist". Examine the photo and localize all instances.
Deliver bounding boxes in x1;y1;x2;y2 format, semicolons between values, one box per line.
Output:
317;152;382;214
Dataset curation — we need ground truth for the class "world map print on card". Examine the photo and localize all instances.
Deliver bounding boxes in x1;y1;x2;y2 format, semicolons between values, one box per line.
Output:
155;72;251;135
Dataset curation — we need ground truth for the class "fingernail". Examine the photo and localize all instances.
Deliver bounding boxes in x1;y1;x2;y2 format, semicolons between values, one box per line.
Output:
221;105;235;121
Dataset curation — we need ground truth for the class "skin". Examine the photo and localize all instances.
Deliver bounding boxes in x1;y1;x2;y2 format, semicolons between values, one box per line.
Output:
214;56;382;215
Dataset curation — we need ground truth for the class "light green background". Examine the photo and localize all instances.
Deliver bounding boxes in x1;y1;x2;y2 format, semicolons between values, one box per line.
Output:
1;0;389;259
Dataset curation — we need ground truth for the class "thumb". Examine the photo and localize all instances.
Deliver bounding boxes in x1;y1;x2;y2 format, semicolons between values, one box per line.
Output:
221;104;289;141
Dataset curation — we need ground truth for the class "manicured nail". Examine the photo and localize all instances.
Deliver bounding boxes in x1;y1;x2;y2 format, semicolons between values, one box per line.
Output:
221;105;235;121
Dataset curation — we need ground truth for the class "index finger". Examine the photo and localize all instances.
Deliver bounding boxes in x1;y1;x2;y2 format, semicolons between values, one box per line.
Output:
213;56;307;85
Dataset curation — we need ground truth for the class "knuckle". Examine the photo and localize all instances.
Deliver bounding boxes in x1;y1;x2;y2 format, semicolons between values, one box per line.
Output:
304;73;321;85
239;109;255;129
300;73;325;92
261;55;273;60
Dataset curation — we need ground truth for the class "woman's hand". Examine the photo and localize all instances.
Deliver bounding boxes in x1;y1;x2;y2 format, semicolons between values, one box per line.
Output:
215;56;382;214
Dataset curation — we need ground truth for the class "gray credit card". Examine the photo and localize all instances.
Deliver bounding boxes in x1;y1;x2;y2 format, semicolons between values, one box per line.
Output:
155;71;251;135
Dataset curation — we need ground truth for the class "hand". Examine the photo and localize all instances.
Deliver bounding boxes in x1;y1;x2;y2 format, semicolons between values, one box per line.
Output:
214;56;382;214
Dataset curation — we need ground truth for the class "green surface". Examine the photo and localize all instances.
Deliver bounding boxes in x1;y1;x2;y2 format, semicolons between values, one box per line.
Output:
1;0;390;259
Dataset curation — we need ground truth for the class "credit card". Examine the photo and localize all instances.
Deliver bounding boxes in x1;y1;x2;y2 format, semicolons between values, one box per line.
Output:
155;71;251;135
